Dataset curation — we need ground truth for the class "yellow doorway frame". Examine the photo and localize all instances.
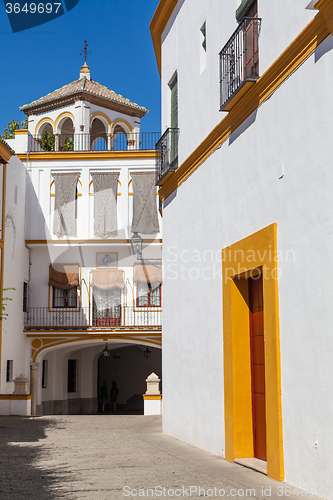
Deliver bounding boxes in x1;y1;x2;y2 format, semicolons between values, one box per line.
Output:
222;223;284;481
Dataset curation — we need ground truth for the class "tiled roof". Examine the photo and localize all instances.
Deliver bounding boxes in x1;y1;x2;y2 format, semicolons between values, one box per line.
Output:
20;76;148;114
0;137;15;156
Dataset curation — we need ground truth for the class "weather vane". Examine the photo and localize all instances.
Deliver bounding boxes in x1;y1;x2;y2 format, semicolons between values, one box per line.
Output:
80;38;91;64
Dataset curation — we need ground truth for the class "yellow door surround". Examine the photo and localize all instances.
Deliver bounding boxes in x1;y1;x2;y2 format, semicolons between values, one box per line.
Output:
222;223;284;481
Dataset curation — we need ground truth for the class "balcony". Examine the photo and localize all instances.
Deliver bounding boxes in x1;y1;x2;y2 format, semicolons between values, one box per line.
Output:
28;132;161;153
219;17;262;112
155;128;179;185
24;306;162;331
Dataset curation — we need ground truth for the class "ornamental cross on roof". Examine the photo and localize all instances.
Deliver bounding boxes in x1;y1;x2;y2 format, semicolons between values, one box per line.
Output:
80;38;91;64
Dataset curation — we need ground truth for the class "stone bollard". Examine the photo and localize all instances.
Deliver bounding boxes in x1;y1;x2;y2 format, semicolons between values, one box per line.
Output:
143;372;162;415
13;374;30;395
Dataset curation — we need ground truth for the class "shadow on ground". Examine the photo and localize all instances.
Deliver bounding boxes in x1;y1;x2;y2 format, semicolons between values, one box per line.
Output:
0;416;70;499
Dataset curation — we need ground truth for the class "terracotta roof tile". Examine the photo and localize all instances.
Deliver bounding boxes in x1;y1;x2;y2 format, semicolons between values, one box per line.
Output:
20;77;148;114
0;138;15;156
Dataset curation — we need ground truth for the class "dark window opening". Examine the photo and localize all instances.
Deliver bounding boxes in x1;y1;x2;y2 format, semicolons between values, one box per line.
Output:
42;359;48;388
53;287;77;308
23;282;28;312
68;359;77;393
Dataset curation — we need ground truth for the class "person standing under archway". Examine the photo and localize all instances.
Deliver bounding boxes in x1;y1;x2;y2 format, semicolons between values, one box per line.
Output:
100;381;107;412
110;381;119;412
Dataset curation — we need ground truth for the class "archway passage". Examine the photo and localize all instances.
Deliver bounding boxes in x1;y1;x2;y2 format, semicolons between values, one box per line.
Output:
97;345;162;413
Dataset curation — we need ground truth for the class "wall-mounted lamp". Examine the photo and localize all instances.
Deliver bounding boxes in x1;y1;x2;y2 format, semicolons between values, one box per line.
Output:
144;347;151;360
102;343;110;357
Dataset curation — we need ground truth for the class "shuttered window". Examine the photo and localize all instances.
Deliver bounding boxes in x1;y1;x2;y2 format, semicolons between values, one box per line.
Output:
170;77;178;129
170;75;178;169
236;0;257;22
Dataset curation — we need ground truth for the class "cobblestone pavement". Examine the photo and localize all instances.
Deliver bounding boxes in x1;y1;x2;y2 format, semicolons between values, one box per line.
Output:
0;415;319;500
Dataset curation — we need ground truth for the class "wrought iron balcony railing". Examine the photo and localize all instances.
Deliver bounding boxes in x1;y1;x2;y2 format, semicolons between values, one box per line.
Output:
219;17;262;111
24;306;162;330
28;132;161;153
155;128;179;185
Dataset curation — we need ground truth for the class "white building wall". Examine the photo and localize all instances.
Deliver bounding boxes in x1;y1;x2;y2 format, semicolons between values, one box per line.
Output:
24;158;161;241
161;0;316;164
161;19;333;496
1;155;29;393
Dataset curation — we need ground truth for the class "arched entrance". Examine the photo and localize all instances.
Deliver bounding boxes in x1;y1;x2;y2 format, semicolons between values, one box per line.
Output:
97;345;162;413
29;336;162;416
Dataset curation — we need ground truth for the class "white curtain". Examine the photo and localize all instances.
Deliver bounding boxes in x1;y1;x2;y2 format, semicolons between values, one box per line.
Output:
91;172;119;237
52;173;80;236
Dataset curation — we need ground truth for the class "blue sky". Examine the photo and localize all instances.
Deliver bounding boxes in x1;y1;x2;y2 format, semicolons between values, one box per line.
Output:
0;0;161;133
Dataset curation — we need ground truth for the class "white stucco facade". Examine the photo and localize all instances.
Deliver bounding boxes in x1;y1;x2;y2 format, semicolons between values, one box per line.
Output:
156;0;333;492
0;64;162;417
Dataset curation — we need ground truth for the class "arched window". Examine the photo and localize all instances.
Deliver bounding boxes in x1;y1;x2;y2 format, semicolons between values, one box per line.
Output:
112;124;128;151
91;118;107;151
59;118;74;151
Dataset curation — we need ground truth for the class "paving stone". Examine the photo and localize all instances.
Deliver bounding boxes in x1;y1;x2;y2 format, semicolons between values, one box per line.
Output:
0;415;321;500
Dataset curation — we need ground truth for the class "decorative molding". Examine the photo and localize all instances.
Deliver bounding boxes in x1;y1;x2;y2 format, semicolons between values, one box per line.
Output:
27;332;162;362
0;395;32;400
17;151;156;161
150;0;179;76
35;117;55;135
23;92;147;118
112;118;134;136
25;238;162;245
90;111;112;127
54;111;75;131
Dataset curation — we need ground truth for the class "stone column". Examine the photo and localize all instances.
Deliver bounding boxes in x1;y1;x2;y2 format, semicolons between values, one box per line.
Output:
54;133;60;152
107;133;112;151
30;363;39;416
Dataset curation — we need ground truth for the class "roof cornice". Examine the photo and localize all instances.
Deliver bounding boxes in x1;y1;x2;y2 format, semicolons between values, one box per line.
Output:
21;91;148;118
0;138;15;163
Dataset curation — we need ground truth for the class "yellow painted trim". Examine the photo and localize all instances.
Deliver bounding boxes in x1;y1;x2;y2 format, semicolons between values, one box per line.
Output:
0;395;32;400
30;333;162;362
143;394;162;400
150;0;179;76
26;331;161;337
222;223;284;481
158;7;330;202
35;117;55;135
90;112;112;127
14;129;28;135
17;151;156;161
51;193;82;197
112;118;133;138
54;111;75;130
26;239;162;245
